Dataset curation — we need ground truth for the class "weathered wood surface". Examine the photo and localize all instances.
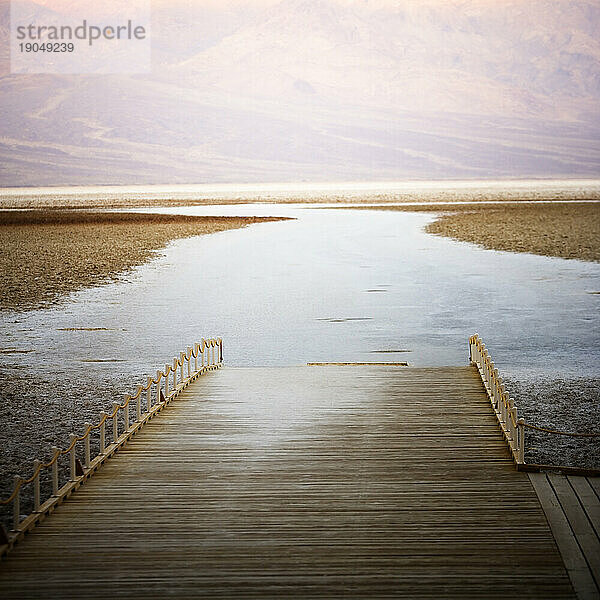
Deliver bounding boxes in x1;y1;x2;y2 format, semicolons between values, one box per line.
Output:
0;366;574;598
529;472;600;599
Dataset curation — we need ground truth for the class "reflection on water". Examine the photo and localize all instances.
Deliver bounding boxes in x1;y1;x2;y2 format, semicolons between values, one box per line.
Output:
1;204;599;384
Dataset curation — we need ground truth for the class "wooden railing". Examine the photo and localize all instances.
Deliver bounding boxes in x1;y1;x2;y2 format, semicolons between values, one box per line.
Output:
469;334;600;471
469;334;525;465
0;338;223;554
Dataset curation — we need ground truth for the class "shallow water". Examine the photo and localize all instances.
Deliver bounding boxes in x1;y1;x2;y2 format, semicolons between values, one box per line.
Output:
2;203;599;383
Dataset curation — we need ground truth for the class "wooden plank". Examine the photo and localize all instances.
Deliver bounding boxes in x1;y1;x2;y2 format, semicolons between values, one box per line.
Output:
570;477;600;542
568;476;600;539
529;473;598;599
589;477;600;500
0;366;574;599
550;475;600;590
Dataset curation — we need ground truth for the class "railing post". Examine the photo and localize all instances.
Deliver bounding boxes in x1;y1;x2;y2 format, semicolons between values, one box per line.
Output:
493;369;500;409
498;390;503;420
508;400;515;442
112;402;120;443
69;434;77;481
156;371;162;405
155;371;161;407
33;461;41;512
99;413;106;454
164;366;170;398
12;476;20;531
482;353;487;382
51;447;59;495
173;359;177;390
497;391;503;423
518;419;525;464
146;377;152;415
511;400;519;454
123;395;130;432
84;424;91;469
194;344;198;373
180;352;186;383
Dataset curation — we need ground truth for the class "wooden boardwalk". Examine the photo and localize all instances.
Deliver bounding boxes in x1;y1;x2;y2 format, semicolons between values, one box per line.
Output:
0;366;575;598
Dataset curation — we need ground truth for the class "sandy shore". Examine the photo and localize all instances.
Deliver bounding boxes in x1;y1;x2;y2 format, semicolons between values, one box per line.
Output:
350;202;600;262
0;211;287;311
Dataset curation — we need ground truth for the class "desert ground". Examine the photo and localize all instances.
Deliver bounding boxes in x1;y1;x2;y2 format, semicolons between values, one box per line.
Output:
345;201;600;262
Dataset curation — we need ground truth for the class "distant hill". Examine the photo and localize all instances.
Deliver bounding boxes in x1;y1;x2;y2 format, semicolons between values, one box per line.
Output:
0;0;599;186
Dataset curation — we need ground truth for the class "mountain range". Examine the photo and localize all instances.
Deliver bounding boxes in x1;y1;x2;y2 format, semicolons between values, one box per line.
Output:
0;0;599;186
